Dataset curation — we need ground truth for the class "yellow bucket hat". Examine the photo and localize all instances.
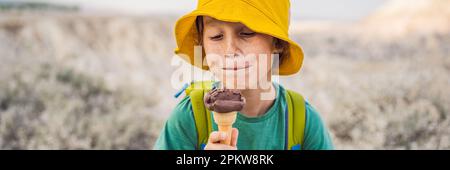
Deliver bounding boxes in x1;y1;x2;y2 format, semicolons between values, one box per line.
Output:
174;0;304;75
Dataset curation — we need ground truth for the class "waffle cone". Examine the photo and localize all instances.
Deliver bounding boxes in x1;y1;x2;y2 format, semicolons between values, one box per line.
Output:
212;111;237;146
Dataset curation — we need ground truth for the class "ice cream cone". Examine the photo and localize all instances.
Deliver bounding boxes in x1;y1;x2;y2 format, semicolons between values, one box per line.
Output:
213;111;237;146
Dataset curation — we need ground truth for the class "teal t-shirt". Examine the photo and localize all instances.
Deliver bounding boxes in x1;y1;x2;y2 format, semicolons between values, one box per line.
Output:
153;83;334;150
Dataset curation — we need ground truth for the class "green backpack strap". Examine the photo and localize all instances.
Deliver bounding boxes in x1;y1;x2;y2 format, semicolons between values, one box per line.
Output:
184;81;215;150
190;89;213;150
285;89;306;150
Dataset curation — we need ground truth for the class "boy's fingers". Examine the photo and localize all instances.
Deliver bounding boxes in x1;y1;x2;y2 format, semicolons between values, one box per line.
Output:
231;128;239;147
205;130;238;150
205;144;237;150
208;131;227;143
220;145;237;150
208;131;220;143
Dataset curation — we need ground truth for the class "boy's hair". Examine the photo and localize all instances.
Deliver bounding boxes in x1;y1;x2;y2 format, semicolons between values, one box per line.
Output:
195;16;289;66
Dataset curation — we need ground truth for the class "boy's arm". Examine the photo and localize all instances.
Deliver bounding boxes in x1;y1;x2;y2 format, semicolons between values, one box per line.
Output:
302;102;335;150
153;96;197;150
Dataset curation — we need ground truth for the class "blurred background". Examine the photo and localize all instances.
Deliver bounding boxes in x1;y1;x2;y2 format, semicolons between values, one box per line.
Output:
0;0;449;149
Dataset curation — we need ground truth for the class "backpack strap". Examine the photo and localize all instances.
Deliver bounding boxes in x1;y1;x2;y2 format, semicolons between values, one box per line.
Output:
190;89;213;150
285;89;306;150
176;81;215;149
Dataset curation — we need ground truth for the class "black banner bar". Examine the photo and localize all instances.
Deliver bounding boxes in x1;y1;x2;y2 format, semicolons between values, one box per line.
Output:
0;150;448;169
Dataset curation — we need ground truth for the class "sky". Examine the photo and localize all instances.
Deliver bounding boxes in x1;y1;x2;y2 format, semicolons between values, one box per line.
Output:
1;0;388;21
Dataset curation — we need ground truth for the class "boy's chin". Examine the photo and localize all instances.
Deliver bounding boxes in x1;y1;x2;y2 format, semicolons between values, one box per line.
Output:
219;77;263;90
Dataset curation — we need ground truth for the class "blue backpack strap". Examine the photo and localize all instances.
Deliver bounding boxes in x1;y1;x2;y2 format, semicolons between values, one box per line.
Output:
285;89;306;150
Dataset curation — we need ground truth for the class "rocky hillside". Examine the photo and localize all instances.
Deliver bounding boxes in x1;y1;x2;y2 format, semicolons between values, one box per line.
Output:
362;0;450;37
0;11;178;149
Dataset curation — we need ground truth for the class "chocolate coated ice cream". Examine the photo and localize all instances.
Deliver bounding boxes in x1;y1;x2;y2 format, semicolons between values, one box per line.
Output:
204;89;246;113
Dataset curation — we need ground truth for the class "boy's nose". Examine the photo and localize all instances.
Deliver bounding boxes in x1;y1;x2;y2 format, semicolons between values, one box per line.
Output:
224;37;241;57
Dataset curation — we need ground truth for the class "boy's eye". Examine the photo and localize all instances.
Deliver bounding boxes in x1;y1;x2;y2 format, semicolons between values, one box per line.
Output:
240;32;255;37
209;34;223;41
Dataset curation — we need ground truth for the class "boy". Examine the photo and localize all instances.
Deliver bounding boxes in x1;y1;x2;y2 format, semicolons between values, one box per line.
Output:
154;0;334;150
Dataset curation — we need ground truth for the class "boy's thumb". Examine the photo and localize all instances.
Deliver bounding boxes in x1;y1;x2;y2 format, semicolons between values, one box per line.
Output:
231;128;239;147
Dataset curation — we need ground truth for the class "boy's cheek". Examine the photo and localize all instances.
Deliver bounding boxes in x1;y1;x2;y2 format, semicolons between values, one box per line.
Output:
205;55;221;69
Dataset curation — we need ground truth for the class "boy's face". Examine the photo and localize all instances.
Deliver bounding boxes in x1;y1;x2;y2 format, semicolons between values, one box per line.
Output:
202;16;277;89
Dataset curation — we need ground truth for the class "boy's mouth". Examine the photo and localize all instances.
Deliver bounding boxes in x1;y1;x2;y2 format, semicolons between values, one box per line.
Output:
222;64;251;71
221;61;251;71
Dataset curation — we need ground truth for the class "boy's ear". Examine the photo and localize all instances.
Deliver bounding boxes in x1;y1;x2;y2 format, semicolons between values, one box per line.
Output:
273;38;284;53
273;48;283;54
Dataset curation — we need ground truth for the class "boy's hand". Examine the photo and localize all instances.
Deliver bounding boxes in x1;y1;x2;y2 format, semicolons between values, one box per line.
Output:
204;128;239;150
